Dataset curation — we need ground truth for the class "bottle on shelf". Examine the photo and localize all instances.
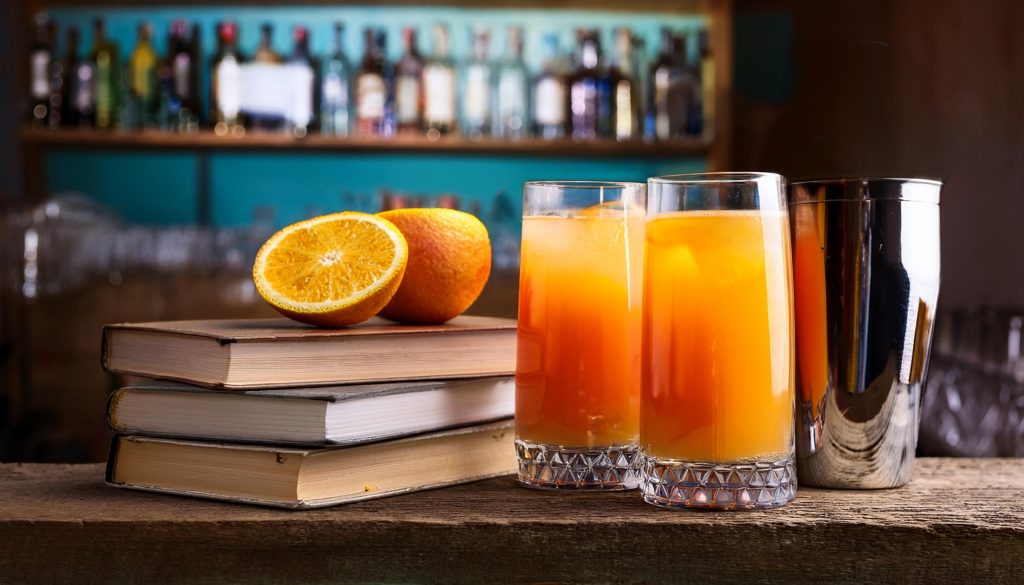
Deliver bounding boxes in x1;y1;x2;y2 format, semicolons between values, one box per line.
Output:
320;22;352;137
155;63;177;131
211;21;245;136
46;21;67;129
66;27;93;128
532;32;567;140
189;23;203;127
650;28;694;141
168;20;199;132
394;27;424;134
128;23;158;129
461;29;493;140
568;29;607;140
286;26;316;137
356;27;389;137
90;18;119;130
248;22;285;132
610;27;641;141
495;26;529;140
422;24;456;139
28;13;53;127
254;22;282;64
117;53;138;130
698;29;714;139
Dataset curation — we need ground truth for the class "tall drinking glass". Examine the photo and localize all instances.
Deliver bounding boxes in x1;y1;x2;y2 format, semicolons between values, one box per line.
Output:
640;172;797;509
516;181;646;490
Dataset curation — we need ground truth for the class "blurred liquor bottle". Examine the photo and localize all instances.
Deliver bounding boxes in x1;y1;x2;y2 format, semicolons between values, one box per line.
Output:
435;194;460;209
211;21;244;136
698;29;714;139
495;26;529;140
379;189;408;211
167;20;199;131
489;190;521;271
461;29;493;139
395;27;424;134
422;24;456;139
128;23;158;129
650;29;693;141
90;18;119;130
254;22;282;64
117;50;138;130
320;22;352;137
356;27;388;136
46;21;67;128
66;27;93;128
610;28;641;141
532;32;567;140
190;23;203;127
286;26;316;137
248;22;284;132
569;29;606;140
28;13;53;127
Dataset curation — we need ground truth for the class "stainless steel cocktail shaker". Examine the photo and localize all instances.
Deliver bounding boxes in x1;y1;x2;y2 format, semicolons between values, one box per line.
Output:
789;178;941;488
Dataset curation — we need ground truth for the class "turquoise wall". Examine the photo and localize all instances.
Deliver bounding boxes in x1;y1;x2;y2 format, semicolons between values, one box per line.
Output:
45;6;710;229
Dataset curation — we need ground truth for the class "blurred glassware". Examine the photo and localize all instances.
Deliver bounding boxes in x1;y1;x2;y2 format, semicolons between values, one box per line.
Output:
921;307;1024;457
489;189;520;271
1;194;275;302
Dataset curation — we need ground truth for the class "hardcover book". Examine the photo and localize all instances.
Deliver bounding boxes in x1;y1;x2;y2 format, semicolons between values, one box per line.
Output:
102;315;516;389
107;377;514;445
106;420;515;509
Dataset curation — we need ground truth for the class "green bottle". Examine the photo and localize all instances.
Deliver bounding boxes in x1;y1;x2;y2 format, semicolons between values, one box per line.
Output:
90;18;119;130
129;22;158;127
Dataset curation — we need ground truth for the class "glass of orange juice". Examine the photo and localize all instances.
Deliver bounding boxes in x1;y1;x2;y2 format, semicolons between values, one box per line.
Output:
640;172;797;509
516;181;646;490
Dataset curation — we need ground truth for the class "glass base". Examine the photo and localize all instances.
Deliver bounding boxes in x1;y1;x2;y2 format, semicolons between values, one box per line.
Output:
515;438;639;491
639;453;797;510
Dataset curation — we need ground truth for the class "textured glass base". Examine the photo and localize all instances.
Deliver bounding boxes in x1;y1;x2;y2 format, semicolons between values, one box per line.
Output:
640;453;797;510
515;439;639;490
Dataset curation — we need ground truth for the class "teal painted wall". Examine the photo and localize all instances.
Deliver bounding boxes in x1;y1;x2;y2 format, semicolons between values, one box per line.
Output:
45;6;710;230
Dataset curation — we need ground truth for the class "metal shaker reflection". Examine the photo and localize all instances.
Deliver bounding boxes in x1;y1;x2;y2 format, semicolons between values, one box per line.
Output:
789;179;941;488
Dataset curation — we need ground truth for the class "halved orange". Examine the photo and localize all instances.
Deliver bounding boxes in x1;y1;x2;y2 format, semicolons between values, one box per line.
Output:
253;212;408;327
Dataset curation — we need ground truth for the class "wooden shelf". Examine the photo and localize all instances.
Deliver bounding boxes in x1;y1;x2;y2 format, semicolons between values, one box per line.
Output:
20;127;712;158
2;458;1024;583
34;0;710;13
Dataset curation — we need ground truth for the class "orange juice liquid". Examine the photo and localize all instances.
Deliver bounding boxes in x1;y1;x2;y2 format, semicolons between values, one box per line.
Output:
516;214;644;448
792;203;830;419
641;210;794;462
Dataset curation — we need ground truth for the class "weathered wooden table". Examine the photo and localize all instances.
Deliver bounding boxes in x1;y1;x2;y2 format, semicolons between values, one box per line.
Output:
1;458;1022;584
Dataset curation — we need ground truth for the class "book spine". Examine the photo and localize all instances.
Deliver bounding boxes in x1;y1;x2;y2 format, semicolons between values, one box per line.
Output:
105;388;125;431
100;325;113;371
104;435;123;484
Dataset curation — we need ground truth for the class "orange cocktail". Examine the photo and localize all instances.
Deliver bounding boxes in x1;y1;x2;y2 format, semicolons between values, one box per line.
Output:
640;172;796;510
642;210;793;461
516;181;645;490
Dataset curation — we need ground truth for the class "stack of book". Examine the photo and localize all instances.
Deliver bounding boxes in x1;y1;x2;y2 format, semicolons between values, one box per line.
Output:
100;315;517;508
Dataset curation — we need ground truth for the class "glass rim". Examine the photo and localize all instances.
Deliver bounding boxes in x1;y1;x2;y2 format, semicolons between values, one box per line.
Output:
789;177;942;205
648;172;783;185
524;180;646;190
789;177;943;187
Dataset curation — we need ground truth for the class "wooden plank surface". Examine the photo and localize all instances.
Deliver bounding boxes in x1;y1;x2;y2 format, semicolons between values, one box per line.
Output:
1;458;1023;584
19;127;711;159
